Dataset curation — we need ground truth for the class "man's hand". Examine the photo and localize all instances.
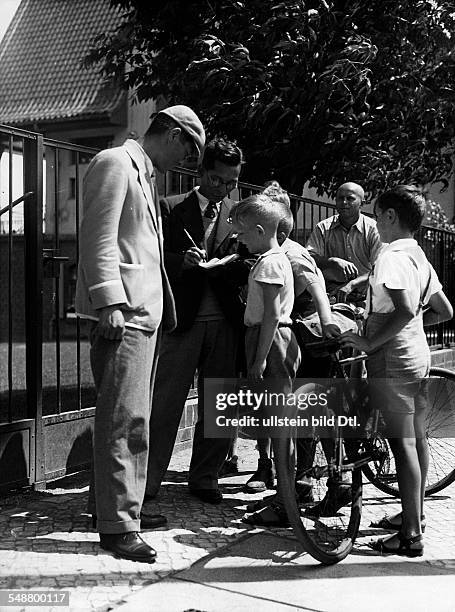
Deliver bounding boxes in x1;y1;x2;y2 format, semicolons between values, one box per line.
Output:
327;257;358;282
248;359;266;380
340;331;372;353
182;247;207;269
96;306;125;340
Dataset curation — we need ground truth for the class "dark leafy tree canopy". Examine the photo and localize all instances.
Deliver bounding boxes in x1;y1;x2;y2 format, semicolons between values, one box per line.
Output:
426;198;455;232
86;0;455;196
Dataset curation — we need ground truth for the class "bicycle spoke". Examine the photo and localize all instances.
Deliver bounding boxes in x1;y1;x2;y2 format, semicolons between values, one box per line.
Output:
364;369;455;497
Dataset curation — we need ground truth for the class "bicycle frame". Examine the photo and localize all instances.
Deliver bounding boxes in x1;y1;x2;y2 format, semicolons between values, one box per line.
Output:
300;342;388;481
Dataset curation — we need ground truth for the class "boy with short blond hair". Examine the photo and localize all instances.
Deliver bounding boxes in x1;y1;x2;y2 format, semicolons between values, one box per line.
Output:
243;186;342;507
230;193;300;525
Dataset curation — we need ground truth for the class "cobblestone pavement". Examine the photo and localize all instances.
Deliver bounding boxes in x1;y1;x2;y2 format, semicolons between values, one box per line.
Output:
0;439;454;611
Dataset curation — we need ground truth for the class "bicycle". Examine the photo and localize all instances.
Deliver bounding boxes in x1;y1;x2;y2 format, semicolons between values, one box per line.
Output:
275;339;455;565
293;301;455;500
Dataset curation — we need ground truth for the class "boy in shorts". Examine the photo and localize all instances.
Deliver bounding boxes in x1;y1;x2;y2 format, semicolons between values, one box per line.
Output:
229;193;300;526
342;185;452;556
243;184;342;509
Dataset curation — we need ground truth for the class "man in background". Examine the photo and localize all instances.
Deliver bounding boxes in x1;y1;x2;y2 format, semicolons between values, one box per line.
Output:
306;182;381;303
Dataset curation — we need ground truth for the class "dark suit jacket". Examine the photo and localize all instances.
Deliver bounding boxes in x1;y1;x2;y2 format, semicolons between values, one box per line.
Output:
161;190;251;332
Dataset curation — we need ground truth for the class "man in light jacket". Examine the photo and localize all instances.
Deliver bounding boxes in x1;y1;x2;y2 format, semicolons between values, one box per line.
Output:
76;105;205;562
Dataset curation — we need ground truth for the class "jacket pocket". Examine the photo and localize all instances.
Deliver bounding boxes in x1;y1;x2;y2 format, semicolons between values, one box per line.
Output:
119;262;145;309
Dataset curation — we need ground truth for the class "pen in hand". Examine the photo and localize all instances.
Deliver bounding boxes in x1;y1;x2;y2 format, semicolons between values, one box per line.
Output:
183;228;198;248
183;228;207;264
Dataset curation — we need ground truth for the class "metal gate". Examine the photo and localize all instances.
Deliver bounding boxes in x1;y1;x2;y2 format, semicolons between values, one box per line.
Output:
0;124;98;492
1;123;454;493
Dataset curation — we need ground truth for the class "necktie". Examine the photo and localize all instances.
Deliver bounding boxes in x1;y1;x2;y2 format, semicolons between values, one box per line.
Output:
204;201;218;219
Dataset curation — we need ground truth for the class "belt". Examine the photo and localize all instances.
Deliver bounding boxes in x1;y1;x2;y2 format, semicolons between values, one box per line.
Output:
247;322;292;329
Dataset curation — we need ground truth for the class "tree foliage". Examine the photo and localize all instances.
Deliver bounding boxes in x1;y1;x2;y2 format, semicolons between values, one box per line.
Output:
86;0;455;196
426;199;455;232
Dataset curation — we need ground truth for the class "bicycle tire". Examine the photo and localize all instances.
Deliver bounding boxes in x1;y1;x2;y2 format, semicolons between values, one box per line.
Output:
276;436;363;565
362;366;455;497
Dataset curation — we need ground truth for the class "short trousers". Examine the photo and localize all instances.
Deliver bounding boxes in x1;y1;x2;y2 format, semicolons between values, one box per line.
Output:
366;312;430;415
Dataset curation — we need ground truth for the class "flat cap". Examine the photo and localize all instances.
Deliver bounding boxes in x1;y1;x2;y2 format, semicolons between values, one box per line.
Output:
159;105;205;155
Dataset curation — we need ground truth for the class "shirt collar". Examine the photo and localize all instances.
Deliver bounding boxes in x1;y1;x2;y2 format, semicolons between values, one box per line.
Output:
194;187;222;214
281;238;293;253
332;213;364;232
127;139;155;178
382;238;418;252
252;246;283;266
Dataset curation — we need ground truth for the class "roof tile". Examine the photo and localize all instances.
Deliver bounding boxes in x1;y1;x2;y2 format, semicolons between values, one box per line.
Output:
0;0;125;125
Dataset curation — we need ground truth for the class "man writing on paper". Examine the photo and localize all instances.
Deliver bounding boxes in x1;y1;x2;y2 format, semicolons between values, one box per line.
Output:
145;138;245;505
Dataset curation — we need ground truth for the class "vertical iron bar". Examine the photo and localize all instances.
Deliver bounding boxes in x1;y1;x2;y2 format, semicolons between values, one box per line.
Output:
7;136;13;421
451;232;455;344
24;134;44;489
437;227;445;347
301;201;306;238
75;152;81;411
289;195;296;241
54;147;61;412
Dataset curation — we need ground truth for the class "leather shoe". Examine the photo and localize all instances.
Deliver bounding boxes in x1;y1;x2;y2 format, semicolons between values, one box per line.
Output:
244;457;275;493
92;513;167;530
219;455;239;477
189;488;223;504
304;483;352;517
295;481;314;504
100;532;156;563
141;513;167;529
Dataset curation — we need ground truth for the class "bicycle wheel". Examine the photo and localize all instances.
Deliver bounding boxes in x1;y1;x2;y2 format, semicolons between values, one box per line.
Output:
362;367;455;496
276;436;362;565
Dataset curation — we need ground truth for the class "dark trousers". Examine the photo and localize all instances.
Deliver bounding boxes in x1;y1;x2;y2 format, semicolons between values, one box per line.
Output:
146;319;238;495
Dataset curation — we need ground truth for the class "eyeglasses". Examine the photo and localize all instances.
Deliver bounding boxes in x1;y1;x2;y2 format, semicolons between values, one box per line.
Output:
207;173;238;192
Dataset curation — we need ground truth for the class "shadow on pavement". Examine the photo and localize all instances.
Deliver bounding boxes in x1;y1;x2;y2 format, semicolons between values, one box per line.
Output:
177;533;455;581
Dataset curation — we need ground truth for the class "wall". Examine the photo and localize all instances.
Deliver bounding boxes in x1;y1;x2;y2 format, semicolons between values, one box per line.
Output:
431;348;455;371
116;97;157;145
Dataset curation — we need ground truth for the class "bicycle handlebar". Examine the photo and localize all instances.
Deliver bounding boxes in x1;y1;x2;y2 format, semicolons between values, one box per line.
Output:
339;353;368;365
304;338;368;364
304;338;342;352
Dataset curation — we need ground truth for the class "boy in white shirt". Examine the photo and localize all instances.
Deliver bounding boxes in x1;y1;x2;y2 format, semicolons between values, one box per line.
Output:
230;193;300;525
243;184;342;508
342;184;452;556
